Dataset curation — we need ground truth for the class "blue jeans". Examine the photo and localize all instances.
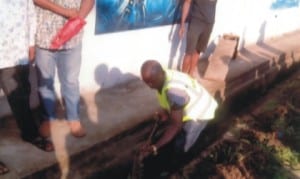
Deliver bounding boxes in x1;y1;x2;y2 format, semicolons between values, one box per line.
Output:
35;44;82;121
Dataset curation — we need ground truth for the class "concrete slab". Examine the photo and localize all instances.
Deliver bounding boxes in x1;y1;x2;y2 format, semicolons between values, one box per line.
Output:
0;80;160;178
203;34;239;81
197;29;300;100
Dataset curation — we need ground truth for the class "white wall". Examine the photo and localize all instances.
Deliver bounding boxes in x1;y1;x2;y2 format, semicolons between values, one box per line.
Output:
1;0;299;117
78;0;300;92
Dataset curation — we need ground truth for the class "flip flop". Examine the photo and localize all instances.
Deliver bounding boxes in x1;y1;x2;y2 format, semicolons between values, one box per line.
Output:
0;161;9;175
30;137;54;152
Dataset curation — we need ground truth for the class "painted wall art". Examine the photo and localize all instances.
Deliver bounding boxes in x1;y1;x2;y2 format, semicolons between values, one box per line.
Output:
95;0;181;34
271;0;299;10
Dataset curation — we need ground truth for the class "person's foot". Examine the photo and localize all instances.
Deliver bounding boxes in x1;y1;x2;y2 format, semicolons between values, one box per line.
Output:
69;121;86;138
0;161;9;175
29;136;54;152
39;121;51;138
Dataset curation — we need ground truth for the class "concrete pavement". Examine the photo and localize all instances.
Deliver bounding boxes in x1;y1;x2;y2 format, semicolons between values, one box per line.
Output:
0;80;159;179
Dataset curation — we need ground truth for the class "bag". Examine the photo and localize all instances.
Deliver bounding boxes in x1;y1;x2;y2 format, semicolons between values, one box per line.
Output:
50;17;86;49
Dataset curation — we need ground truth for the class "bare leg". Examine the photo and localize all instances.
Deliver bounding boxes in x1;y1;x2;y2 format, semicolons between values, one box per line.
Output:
181;54;192;74
189;51;200;77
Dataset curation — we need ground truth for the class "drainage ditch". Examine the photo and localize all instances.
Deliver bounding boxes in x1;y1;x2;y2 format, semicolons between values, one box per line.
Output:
85;71;300;179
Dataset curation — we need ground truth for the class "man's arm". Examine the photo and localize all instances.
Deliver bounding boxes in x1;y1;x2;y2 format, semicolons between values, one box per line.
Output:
78;0;95;18
154;109;184;149
153;87;189;148
155;108;169;122
179;0;191;39
33;0;78;18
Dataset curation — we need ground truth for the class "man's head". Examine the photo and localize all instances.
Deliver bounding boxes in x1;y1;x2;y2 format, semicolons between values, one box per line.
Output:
141;60;165;90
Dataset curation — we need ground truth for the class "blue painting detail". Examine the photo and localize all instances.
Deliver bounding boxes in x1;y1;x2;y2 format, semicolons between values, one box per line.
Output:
271;0;299;9
95;0;181;34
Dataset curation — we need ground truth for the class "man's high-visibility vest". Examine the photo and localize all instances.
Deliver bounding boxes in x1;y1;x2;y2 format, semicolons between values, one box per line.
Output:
157;69;218;122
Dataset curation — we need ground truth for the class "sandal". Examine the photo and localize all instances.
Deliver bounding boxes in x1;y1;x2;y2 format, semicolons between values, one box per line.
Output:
30;137;54;152
39;121;51;138
0;161;9;175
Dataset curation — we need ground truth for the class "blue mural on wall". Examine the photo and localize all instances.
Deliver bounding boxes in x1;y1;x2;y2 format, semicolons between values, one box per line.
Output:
271;0;299;10
95;0;181;34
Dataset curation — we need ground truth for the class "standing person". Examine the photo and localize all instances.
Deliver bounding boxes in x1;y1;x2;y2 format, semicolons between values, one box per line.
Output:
179;0;217;77
140;60;218;159
33;0;94;138
0;1;54;175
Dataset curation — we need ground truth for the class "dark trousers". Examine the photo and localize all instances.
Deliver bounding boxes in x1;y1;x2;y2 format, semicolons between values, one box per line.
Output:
0;65;39;141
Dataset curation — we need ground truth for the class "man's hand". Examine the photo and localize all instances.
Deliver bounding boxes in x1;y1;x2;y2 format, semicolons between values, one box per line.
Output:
179;0;191;39
29;46;35;63
178;25;185;40
155;109;169;122
65;9;79;19
139;143;157;158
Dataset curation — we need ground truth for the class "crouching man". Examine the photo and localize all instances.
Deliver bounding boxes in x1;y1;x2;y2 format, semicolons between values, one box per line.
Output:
140;60;218;159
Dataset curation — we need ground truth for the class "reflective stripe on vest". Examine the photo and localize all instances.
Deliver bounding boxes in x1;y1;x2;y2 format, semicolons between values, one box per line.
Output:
157;69;218;122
